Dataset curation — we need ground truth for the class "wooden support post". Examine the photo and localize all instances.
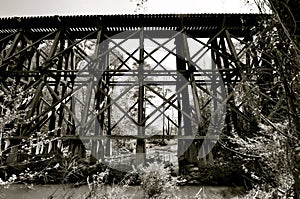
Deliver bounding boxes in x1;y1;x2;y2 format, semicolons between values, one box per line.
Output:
48;30;62;59
96;39;111;158
49;38;65;135
209;38;223;165
136;27;146;166
105;63;112;157
224;31;244;134
182;31;206;166
22;80;45;136
175;31;193;170
219;37;233;135
91;28;104;163
56;44;69;137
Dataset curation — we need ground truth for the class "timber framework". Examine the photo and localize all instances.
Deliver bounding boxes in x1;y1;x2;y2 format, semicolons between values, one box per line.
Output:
0;14;270;168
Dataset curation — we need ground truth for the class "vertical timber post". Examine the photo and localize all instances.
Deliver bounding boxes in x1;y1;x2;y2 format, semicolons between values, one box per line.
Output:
219;36;233;135
175;29;193;171
136;27;146;166
91;26;104;163
104;41;111;157
182;32;205;166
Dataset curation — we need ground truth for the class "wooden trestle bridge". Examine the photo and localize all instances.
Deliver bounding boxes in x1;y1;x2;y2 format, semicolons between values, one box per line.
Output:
0;14;269;169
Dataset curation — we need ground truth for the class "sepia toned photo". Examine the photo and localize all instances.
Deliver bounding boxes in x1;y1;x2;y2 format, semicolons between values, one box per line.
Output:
0;0;299;198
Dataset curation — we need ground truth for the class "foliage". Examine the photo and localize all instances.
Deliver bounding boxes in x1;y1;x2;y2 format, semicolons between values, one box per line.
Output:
85;169;129;199
224;0;300;197
139;162;178;199
252;0;300;133
241;185;294;199
0;78;35;137
231;123;294;194
131;0;148;13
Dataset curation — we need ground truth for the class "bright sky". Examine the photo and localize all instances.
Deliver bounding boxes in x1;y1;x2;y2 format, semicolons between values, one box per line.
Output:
0;0;261;17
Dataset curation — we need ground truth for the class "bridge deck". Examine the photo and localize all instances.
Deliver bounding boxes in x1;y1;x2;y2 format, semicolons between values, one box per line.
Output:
0;14;267;38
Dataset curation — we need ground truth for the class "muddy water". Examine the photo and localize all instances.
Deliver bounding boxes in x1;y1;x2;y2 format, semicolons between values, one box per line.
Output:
0;184;244;199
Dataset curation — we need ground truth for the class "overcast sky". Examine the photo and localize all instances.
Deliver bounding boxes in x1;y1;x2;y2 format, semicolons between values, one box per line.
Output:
0;0;260;17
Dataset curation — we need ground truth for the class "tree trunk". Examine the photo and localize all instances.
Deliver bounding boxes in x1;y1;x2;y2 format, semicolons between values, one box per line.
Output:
267;1;300;197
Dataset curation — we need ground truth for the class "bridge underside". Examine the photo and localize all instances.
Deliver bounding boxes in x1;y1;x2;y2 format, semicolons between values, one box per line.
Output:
0;14;270;168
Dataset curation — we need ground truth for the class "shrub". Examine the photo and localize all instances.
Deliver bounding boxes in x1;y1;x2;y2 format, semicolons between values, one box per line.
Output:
139;162;178;199
86;169;129;199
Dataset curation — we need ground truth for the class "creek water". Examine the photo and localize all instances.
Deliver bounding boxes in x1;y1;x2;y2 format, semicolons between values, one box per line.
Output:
0;184;244;199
